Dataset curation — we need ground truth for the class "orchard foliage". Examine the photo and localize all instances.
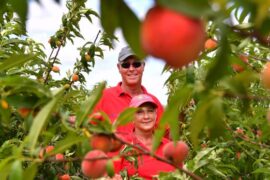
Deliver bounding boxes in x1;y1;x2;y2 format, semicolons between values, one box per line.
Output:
0;0;270;179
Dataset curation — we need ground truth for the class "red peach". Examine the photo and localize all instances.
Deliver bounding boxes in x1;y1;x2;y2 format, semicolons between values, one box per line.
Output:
141;6;205;68
81;150;108;178
163;141;189;166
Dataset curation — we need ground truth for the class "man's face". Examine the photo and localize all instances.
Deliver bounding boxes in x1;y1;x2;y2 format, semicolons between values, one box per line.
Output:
117;56;145;86
134;103;157;132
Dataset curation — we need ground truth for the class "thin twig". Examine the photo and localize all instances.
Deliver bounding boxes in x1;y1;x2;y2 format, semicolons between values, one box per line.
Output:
44;46;61;84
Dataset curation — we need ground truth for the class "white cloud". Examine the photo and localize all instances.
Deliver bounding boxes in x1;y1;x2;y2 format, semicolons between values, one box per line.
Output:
27;0;169;105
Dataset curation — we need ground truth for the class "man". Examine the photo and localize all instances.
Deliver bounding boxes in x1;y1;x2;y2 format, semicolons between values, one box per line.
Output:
94;46;164;135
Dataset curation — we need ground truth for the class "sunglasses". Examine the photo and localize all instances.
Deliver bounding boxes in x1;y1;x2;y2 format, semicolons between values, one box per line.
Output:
120;61;143;69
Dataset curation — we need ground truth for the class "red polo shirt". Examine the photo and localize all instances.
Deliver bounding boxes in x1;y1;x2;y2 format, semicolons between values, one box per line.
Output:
94;82;164;135
118;134;176;179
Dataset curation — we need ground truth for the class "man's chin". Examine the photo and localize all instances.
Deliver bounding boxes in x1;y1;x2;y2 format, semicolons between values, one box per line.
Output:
126;80;140;85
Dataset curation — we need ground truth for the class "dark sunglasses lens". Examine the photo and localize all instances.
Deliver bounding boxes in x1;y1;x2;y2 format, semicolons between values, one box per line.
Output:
121;62;142;68
133;62;142;68
121;63;130;68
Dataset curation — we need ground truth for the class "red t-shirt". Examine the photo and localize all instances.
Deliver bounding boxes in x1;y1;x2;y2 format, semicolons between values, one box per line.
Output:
94;82;164;135
118;134;176;179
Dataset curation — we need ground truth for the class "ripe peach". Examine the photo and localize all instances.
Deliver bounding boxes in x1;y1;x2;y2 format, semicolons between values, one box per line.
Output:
18;107;31;118
204;38;217;50
239;54;248;63
45;145;54;154
163;141;189;166
261;62;270;89
232;54;249;72
72;74;79;82
55;153;64;161
141;6;205;68
52;66;60;73
90;134;112;152
232;64;245;72
58;174;70;180
81;150;108;178
235;127;244;135
110;136;123;152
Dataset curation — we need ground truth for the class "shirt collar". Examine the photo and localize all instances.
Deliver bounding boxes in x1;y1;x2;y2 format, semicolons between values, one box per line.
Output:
116;82;148;96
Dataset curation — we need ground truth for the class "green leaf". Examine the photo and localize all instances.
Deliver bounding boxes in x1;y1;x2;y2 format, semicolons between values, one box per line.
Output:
205;27;231;88
0;54;35;72
118;0;146;60
26;88;65;150
9;160;23;180
113;107;137;128
106;159;115;178
76;82;106;128
0;76;51;98
252;168;270;174
0;156;14;179
8;0;28;29
158;0;211;17
190;95;226;147
47;133;86;155
189;98;209;148
100;0;120;36
152;84;193;152
23;163;38;180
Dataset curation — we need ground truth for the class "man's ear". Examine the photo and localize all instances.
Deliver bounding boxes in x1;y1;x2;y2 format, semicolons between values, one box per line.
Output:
117;63;121;70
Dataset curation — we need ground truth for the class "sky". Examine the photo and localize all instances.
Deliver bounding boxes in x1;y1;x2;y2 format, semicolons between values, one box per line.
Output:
27;0;170;105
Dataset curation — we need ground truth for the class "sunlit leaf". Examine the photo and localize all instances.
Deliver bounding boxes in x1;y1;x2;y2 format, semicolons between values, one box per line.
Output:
118;0;146;60
0;54;35;72
47;133;86;155
113;107;137;128
152;84;193;152
9;160;22;180
8;0;28;29
100;0;119;36
26;88;65;150
76;82;106;128
158;0;211;17
23;163;37;180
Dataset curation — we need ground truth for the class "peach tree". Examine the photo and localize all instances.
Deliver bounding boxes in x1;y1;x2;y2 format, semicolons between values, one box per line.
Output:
0;0;270;179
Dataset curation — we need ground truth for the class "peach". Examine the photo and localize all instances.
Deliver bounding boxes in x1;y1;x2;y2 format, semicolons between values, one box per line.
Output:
45;145;54;154
72;74;79;82
81;150;108;178
204;38;218;50
163;141;189;166
261;62;270;89
90;134;112;153
18;107;31;118
58;174;70;180
141;6;205;68
55;153;64;161
52;66;60;73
